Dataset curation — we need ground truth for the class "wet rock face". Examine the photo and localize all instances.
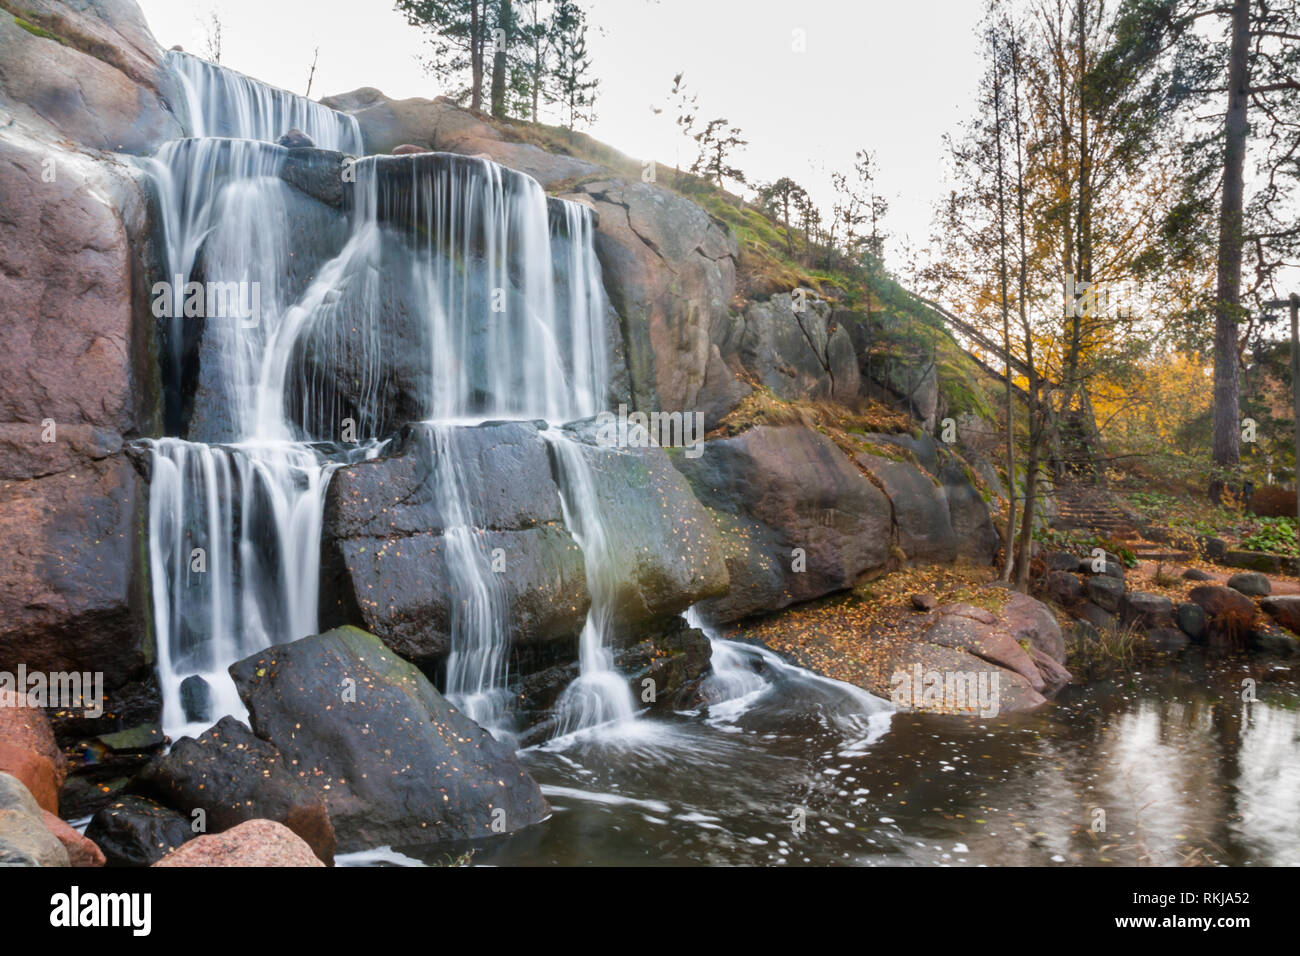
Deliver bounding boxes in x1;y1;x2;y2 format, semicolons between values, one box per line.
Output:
85;794;192;867
675;425;893;623
320;421;590;665
573;178;740;420
514;618;714;744
321;419;728;666
133;716;336;864
228;627;551;851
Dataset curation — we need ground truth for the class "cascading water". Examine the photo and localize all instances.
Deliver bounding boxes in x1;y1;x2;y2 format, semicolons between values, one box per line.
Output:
431;422;512;734
169;51;363;151
146;50;623;742
542;431;636;736
145;55;369;739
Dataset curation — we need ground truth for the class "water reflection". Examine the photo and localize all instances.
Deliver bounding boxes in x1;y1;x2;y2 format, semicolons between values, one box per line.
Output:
377;650;1298;867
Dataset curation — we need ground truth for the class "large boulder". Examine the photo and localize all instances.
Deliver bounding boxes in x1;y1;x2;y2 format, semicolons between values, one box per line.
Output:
1260;595;1300;634
938;459;1000;563
571;179;739;418
154;818;324;867
728;293;859;405
1187;585;1259;641
1226;571;1271;597
0;130;158;440
321;420;727;665
0;0;182;154
0;453;149;691
133;716;335;863
0;741;60;814
321;87;602;187
673;425;892;623
0;689;66;789
1121;591;1175;630
228;626;550;851
0;128;158;702
853;446;957;563
0;771;68;866
999;590;1067;664
321;421;589;665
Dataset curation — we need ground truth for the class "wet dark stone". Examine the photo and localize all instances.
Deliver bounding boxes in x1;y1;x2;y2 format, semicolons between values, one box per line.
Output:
229;626;550;851
1176;602;1206;641
85;794;191;867
179;675;211;724
277;127;315;148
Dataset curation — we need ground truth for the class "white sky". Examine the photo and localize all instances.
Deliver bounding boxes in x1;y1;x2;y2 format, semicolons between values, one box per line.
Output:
135;0;985;265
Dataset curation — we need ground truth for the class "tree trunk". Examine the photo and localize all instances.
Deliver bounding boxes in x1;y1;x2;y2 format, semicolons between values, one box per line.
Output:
490;0;511;118
1211;0;1251;496
992;32;1017;582
470;1;484;112
1015;375;1042;589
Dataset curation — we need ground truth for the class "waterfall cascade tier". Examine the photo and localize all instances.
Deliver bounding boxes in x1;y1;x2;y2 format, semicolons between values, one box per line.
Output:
146;51;621;741
543;430;637;736
169;50;364;152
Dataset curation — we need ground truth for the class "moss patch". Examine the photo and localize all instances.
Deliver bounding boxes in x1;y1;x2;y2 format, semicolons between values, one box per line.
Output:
12;14;63;42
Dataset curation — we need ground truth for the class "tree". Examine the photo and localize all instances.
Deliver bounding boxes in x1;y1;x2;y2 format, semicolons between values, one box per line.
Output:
691;118;748;194
1103;0;1300;495
518;0;558;122
551;0;597;129
200;9;222;63
304;46;319;98
490;0;514;118
395;0;494;112
756;177;811;256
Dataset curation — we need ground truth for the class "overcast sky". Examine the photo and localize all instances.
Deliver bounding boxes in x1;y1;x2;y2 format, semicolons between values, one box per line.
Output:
135;0;985;265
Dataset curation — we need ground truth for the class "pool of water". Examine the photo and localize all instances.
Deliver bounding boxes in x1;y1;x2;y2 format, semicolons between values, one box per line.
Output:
364;642;1300;867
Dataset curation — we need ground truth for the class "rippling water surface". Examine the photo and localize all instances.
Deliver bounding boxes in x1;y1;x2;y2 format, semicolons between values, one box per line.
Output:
346;646;1298;867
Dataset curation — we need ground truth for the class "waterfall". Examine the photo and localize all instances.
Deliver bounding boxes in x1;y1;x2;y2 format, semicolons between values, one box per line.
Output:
168;50;363;152
146;439;337;736
146;51;623;742
430;423;512;737
542;431;636;735
684;608;768;705
145;56;369;739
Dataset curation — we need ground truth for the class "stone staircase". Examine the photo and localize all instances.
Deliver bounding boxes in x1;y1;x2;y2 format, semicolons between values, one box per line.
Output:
1054;482;1194;565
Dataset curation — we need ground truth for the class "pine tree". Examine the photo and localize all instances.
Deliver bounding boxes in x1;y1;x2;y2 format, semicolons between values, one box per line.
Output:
551;0;597;129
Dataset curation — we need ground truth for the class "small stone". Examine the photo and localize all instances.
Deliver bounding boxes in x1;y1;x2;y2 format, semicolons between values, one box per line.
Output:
911;593;937;612
276;128;315;148
1085;575;1124;613
1227;571;1271;597
179;675;212;724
